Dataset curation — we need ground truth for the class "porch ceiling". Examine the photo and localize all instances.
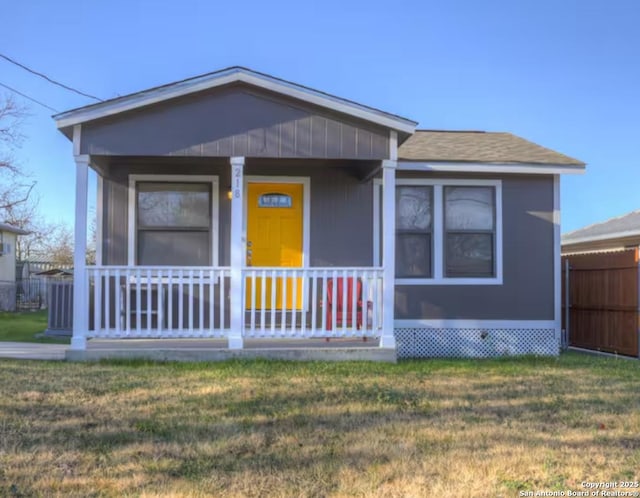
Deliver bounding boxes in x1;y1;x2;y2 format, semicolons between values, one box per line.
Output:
92;156;381;182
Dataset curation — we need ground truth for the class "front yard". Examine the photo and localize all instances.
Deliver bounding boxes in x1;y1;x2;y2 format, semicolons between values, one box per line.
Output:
0;353;638;497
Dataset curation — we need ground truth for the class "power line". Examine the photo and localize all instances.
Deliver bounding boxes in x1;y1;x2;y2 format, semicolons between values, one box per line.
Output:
0;81;58;112
0;52;103;102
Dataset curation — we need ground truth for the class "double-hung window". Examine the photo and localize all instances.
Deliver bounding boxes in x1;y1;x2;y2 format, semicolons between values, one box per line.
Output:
444;186;495;278
395;186;433;278
392;179;502;284
128;175;219;266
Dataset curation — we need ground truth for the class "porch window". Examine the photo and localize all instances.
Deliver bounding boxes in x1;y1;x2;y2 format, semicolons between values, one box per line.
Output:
444;186;495;277
136;182;211;266
395;186;432;278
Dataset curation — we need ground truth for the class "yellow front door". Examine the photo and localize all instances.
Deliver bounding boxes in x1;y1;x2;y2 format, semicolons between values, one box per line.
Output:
246;182;303;309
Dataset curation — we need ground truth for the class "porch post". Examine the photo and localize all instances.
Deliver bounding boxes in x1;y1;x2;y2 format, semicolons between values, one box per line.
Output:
380;159;397;349
229;156;245;349
71;155;90;350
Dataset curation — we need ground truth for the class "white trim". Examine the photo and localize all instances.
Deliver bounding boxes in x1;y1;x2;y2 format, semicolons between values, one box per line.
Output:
71;156;90;350
55;68;417;134
398;161;585;175
432;185;444;280
127;174;220;267
243;176;311;270
392;178;503;285
229;157;245;349
389;130;398;161
553;175;561;340
381;160;397;348
72;125;81;156
96;175;103;266
395;319;557;329
372;179;382;267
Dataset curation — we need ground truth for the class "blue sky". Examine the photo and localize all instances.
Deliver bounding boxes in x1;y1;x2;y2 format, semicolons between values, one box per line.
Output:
1;0;638;233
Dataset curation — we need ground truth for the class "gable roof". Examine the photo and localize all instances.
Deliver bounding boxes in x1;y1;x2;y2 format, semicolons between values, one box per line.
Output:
0;222;29;236
562;210;640;246
398;130;584;166
53;66;417;138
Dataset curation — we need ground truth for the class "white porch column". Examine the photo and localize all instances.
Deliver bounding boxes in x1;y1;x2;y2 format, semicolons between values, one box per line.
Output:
71;155;90;350
380;159;397;348
229;156;245;349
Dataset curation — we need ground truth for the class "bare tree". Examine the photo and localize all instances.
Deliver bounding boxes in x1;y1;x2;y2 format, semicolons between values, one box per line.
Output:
0;94;36;213
40;223;74;266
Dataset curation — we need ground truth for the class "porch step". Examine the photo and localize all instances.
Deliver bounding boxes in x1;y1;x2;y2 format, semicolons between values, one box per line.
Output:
65;338;396;363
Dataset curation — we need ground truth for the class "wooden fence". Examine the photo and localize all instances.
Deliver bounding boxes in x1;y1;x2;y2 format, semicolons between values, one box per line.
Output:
562;248;639;357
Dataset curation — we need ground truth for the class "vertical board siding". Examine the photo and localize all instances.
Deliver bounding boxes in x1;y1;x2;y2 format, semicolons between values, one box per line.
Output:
80;88;390;160
102;177;128;265
562;248;639;356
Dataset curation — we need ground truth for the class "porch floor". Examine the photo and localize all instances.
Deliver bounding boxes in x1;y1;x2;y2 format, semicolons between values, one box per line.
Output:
66;337;396;363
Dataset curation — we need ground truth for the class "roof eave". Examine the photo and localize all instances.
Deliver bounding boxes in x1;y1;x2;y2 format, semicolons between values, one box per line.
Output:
0;225;30;235
54;67;417;136
562;229;640;246
397;161;586;175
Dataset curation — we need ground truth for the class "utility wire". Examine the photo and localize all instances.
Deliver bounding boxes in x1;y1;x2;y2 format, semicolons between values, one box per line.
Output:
0;52;103;102
0;81;59;112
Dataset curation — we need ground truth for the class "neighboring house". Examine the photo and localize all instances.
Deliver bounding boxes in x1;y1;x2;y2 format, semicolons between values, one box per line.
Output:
52;66;585;359
0;222;30;311
562;210;640;254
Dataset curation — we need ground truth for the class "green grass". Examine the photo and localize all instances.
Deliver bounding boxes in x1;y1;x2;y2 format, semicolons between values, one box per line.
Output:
0;352;639;497
0;310;69;343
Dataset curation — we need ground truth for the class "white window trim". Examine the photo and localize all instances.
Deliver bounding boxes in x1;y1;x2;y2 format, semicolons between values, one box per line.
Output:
127;174;220;267
243;176;311;269
374;178;503;285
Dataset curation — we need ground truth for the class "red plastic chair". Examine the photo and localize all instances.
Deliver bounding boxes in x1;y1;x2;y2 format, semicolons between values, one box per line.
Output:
325;277;364;331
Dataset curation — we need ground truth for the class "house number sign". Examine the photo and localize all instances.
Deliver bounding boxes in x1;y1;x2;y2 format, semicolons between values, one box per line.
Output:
232;164;242;199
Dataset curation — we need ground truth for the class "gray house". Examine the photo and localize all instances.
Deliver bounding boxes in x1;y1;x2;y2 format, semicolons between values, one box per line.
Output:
53;66;585;359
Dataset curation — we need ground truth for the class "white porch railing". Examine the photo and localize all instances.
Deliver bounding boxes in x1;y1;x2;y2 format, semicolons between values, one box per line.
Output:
84;266;384;341
242;267;384;339
86;267;231;338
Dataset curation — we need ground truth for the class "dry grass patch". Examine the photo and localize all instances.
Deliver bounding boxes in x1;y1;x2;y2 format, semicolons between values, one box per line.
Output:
0;354;639;497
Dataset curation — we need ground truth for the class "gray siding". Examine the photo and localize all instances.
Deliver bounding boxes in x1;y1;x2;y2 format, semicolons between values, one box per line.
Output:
81;86;389;160
100;159;373;268
395;174;555;320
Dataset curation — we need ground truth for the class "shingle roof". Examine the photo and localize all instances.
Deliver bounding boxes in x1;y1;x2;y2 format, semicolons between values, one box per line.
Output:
562;210;640;243
398;130;584;166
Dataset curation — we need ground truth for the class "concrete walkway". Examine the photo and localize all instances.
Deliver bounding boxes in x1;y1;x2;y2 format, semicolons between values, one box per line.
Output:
0;342;67;360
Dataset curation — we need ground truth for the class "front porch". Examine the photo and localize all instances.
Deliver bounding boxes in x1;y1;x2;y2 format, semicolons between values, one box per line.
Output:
84;265;384;341
68;153;400;356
